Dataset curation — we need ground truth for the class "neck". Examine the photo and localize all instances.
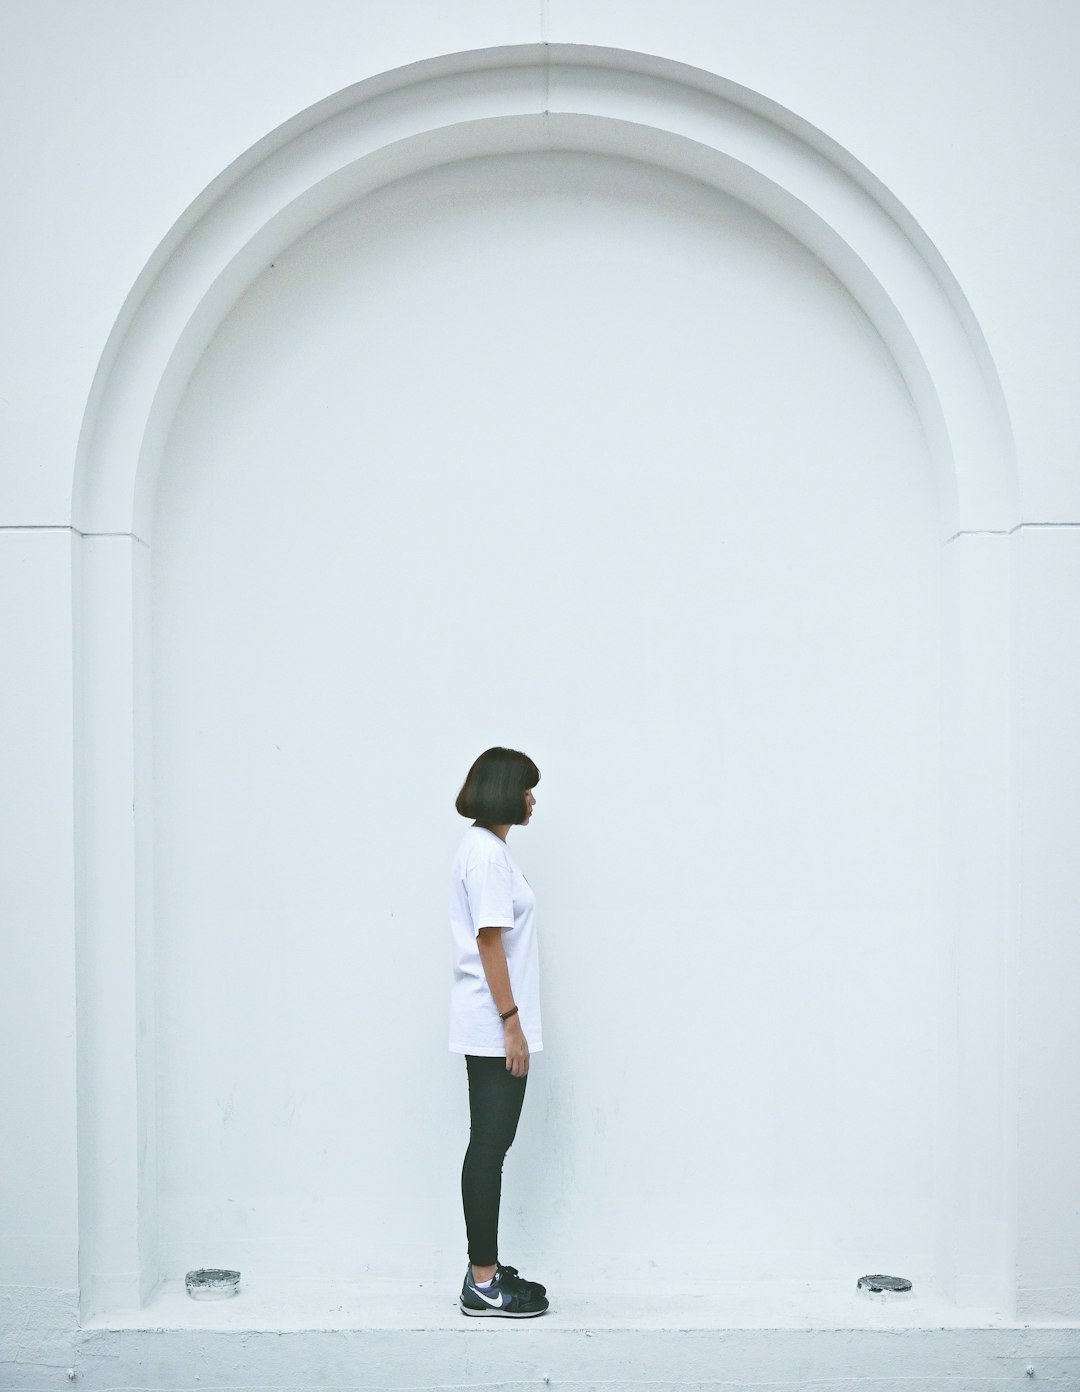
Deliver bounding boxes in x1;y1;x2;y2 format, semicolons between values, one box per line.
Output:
480;822;510;842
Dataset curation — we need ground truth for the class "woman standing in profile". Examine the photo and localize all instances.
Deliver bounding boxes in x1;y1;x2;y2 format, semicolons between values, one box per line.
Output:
450;747;549;1318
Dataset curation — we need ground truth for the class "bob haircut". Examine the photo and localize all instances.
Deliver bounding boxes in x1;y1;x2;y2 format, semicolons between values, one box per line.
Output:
456;747;540;827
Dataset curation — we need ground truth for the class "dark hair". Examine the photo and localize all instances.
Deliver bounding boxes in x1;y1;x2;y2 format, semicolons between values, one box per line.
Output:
455;747;540;826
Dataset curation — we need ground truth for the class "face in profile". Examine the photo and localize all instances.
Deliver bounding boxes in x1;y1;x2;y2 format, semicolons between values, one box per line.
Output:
522;788;536;825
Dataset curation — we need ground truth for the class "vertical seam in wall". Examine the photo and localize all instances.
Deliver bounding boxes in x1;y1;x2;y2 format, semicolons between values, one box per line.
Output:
541;0;550;112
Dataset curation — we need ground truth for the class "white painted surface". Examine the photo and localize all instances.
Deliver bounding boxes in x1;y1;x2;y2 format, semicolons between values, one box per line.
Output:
94;1274;1004;1332
937;531;1012;1307
0;0;542;526
151;151;941;1284
13;1322;1079;1392
2;2;1078;522
0;1;1078;1380
70;42;1016;1318
1013;527;1080;1320
0;531;78;1289
72;534;158;1312
71;47;1014;542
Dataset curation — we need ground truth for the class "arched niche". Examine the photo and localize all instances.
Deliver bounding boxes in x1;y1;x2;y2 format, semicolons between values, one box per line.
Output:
72;44;1016;1318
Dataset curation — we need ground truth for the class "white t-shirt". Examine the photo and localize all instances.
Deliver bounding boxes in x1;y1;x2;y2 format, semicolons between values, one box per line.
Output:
448;825;543;1056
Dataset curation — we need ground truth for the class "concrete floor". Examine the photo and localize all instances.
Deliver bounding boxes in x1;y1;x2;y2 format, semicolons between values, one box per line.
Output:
93;1273;1008;1331
6;1279;1075;1392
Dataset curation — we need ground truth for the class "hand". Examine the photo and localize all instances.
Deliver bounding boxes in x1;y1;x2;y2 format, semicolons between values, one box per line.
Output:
504;1016;530;1077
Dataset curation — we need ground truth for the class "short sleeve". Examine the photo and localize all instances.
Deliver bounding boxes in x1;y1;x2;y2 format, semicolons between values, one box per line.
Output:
464;852;515;935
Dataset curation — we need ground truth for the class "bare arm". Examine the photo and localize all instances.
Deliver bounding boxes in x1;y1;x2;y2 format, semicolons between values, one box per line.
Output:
476;925;530;1077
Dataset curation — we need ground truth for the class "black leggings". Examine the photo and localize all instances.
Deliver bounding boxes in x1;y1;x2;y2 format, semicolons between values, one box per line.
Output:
461;1055;528;1266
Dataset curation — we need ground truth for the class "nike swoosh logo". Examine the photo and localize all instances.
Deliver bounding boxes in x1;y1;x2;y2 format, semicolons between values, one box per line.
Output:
473;1287;505;1307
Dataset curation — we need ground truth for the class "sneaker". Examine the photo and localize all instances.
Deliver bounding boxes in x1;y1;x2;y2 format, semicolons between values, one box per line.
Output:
460;1263;549;1318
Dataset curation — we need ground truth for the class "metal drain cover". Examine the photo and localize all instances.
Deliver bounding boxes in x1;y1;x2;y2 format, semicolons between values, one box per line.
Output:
857;1274;912;1295
186;1268;241;1300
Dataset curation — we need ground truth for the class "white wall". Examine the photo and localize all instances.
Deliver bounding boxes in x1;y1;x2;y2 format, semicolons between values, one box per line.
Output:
0;532;78;1285
150;151;941;1283
4;2;1079;522
1013;528;1080;1319
2;2;1079;1383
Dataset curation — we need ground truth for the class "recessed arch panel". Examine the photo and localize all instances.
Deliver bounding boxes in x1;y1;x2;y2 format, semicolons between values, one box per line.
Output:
72;45;1016;1317
76;45;1017;541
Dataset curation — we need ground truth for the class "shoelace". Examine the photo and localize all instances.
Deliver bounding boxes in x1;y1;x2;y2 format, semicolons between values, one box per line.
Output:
497;1264;544;1295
